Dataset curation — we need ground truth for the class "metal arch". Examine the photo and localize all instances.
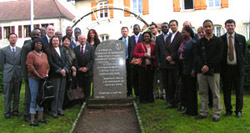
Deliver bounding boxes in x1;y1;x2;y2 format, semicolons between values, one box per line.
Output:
71;7;149;28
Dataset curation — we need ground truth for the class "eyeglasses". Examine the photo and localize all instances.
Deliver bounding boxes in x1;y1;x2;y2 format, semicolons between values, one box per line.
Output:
161;26;168;28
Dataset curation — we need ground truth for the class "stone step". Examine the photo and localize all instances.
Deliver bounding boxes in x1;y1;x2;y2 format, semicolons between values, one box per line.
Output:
87;97;134;104
87;103;133;109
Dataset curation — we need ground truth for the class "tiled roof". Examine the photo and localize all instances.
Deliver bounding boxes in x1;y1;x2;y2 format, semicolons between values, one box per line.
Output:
0;0;75;22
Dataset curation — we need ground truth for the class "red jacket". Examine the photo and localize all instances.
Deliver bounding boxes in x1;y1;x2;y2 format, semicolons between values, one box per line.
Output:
133;42;156;68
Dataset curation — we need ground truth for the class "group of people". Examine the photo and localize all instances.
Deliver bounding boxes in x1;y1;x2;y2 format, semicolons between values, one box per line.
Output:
120;19;247;122
0;25;99;126
0;18;247;127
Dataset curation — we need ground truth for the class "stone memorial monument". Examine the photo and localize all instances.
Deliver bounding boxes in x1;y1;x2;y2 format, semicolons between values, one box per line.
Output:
93;40;127;99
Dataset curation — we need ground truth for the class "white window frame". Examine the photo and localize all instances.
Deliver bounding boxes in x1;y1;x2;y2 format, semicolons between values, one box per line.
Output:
23;25;31;38
98;1;109;19
181;0;194;10
213;25;222;37
246;23;250;40
207;0;221;8
131;0;142;14
100;34;109;41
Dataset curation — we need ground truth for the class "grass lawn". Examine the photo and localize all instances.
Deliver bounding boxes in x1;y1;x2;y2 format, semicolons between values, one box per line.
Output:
138;94;250;132
0;84;81;132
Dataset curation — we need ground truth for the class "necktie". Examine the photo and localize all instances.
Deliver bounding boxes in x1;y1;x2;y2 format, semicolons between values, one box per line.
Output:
12;48;15;52
125;38;128;59
135;36;138;44
229;35;234;61
81;45;84;57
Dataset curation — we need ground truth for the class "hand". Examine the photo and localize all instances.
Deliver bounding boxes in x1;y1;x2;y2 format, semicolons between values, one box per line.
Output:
166;56;172;62
72;66;76;72
79;67;88;72
201;65;209;73
60;69;66;77
191;70;196;77
144;53;150;58
170;61;175;65
72;71;76;77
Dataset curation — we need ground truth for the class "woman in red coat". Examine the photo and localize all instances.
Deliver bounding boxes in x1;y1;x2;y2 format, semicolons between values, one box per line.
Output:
133;32;156;104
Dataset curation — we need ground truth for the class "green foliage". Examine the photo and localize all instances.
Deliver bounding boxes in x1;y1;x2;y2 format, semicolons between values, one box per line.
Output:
0;84;81;132
244;50;250;93
246;40;250;46
138;95;250;132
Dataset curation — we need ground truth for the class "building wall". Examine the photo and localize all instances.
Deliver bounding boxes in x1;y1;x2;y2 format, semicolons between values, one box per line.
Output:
74;0;250;41
0;18;73;48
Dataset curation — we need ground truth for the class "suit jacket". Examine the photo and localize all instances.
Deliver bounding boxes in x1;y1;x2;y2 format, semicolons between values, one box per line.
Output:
40;35;49;50
119;36;131;61
220;33;247;76
155;34;168;69
178;39;197;75
165;31;184;69
47;46;69;78
0;45;22;82
73;43;94;77
129;34;143;60
21;39;33;80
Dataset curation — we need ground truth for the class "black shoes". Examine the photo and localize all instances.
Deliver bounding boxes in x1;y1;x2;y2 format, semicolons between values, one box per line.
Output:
30;121;39;126
38;118;48;124
4;114;11;119
178;106;185;112
236;112;242;118
12;112;20;117
224;112;232;117
58;112;64;116
195;115;208;120
212;117;219;122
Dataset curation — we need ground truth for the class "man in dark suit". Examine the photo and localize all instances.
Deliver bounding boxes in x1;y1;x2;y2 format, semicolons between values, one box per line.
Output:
220;19;247;117
165;20;183;109
74;35;94;101
21;30;39;122
119;26;132;96
0;33;22;119
129;24;143;98
71;27;81;49
155;22;170;101
40;25;55;50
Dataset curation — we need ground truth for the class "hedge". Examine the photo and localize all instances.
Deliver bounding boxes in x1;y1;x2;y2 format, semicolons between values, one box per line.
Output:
0;71;2;92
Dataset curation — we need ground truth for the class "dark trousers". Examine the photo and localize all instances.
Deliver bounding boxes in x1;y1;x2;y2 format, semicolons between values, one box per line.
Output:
131;65;140;96
77;74;91;100
138;66;154;103
24;79;31;117
166;69;179;106
222;65;244;114
126;60;132;96
160;68;168;101
181;74;198;115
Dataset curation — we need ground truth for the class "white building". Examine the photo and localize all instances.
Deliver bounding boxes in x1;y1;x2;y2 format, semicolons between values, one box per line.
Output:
0;0;75;48
74;0;250;41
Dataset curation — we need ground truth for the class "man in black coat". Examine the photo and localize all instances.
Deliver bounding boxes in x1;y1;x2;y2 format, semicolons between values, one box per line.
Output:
129;24;143;98
220;19;247;117
40;25;55;50
165;20;183;108
74;35;94;101
119;26;132;96
155;22;170;100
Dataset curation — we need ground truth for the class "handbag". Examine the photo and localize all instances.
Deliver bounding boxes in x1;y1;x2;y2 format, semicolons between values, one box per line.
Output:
67;77;84;101
36;78;54;107
130;43;146;65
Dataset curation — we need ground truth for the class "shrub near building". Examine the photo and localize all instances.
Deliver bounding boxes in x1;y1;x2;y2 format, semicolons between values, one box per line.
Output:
244;40;250;93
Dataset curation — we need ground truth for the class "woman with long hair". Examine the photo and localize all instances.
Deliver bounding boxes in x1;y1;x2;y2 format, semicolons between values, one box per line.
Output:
87;29;100;50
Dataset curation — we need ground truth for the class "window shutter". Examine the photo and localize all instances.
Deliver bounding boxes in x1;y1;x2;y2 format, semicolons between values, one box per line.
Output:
142;0;149;15
0;27;2;40
34;24;40;29
173;0;180;12
11;26;15;33
194;0;201;9
91;1;97;20
221;0;228;8
108;0;114;18
200;0;206;9
124;0;130;17
18;25;22;38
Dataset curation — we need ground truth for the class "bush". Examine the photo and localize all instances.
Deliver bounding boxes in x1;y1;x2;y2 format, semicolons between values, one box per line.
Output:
244;42;250;93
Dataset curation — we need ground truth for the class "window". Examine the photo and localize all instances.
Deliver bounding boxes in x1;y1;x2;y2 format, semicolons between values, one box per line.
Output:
98;1;109;18
41;24;49;28
213;25;222;37
208;0;221;8
100;34;109;41
24;25;31;38
4;26;10;39
182;0;194;10
132;0;142;13
245;23;250;40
